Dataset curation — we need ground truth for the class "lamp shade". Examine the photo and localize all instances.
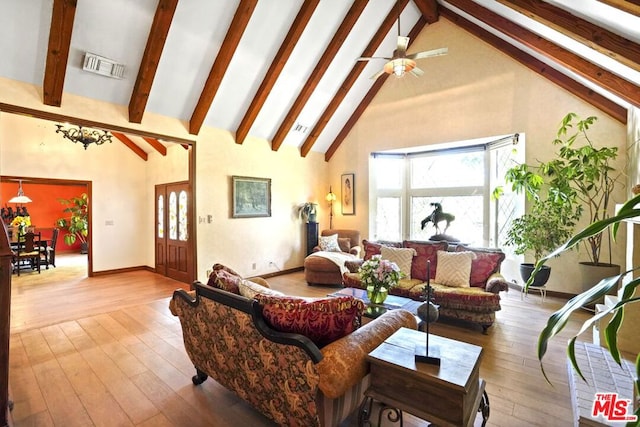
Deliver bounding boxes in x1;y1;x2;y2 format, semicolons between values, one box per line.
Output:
9;180;32;203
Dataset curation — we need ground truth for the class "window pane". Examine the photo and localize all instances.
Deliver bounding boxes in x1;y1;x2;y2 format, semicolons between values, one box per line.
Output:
178;190;188;241
410;196;484;246
376;197;401;241
375;157;403;189
169;191;177;240
157;195;164;238
411;152;484;188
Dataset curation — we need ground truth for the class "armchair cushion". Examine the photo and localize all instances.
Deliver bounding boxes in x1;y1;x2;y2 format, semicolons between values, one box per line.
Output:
255;295;366;347
337;237;351;253
319;234;341;252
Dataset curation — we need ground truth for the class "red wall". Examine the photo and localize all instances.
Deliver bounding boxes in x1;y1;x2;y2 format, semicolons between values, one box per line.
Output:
1;182;87;252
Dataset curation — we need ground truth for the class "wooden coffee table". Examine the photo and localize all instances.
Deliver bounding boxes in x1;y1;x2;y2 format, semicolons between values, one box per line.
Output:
360;327;489;427
328;287;422;319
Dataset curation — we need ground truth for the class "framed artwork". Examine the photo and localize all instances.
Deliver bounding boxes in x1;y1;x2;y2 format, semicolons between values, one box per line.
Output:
341;173;355;215
232;176;271;218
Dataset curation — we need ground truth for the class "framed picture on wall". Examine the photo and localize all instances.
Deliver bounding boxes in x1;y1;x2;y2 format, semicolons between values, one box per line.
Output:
341;173;355;215
232;176;271;218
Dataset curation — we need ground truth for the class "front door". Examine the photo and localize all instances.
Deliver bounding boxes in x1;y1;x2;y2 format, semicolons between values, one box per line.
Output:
155;182;192;284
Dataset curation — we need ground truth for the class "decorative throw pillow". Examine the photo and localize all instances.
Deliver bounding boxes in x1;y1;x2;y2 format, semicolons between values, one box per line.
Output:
434;250;477;288
455;246;506;287
255;295;365;347
239;280;284;299
319;234;341;252
403;240;448;281
337;237;351;253
209;268;243;294
362;239;403;260
380;246;416;278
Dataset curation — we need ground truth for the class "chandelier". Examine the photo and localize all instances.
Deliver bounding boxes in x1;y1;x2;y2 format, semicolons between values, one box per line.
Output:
55;124;113;150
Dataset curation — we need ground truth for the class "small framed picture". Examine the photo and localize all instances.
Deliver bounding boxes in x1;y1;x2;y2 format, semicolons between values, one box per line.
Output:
232;176;271;218
341;173;355;215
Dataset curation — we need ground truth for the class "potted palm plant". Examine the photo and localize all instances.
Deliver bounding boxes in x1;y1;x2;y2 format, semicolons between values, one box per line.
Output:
55;193;89;254
529;194;640;423
504;113;622;289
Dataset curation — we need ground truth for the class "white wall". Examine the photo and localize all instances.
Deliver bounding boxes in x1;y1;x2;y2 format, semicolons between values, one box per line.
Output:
327;18;628;295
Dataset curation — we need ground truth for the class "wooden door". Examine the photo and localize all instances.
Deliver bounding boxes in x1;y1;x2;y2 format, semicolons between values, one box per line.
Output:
155;182;192;284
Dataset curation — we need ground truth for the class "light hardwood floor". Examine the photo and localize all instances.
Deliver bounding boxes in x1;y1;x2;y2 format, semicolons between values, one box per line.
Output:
8;256;597;426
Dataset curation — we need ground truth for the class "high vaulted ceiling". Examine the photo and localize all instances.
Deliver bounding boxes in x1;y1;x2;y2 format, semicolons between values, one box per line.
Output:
1;0;639;161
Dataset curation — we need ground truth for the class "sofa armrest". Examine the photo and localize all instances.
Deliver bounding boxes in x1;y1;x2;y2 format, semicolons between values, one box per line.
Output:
486;272;511;294
316;309;417;399
349;246;361;257
345;259;364;273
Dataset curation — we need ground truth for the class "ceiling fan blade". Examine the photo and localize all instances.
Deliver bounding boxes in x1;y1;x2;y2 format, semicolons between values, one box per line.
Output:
406;47;448;60
396;36;409;55
410;67;424;77
356;56;392;61
370;69;387;80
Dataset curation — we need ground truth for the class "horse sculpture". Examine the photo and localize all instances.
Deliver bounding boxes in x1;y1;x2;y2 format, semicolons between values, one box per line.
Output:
420;202;455;234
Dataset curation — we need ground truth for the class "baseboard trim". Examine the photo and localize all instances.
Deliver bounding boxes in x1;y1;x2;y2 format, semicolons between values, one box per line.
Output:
508;281;575;300
252;266;303;280
92;265;155;276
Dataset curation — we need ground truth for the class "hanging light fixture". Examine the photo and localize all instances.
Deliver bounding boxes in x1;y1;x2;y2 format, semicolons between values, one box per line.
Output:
9;180;32;204
55;124;113;150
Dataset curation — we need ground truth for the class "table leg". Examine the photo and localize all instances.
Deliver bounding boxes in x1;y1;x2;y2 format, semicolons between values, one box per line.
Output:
358;395;403;427
478;390;490;426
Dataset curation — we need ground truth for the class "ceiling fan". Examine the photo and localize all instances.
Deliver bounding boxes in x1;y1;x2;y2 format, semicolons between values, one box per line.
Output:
357;14;448;80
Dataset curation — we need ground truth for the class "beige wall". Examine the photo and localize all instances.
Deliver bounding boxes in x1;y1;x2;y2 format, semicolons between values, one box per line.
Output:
194;127;328;280
327;18;628;295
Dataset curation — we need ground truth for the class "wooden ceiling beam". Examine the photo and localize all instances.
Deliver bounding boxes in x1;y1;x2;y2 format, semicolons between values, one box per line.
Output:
128;0;179;123
143;137;167;155
270;0;369;151
497;0;640;71
324;17;428;162
444;0;640;109
440;8;627;124
598;0;640;17
112;132;148;161
300;0;412;157
0;102;196;145
235;0;320;145
412;0;440;23
189;0;258;135
43;0;76;107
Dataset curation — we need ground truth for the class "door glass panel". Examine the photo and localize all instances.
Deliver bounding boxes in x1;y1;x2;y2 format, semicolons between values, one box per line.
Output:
178;190;188;241
169;191;177;240
158;195;164;238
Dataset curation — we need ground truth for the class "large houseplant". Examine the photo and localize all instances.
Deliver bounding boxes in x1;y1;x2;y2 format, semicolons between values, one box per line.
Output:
55;193;89;253
503;197;577;286
504;113;621;267
530;194;640;425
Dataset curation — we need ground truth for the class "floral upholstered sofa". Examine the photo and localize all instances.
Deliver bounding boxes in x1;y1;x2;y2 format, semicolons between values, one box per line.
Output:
343;240;510;333
170;264;417;427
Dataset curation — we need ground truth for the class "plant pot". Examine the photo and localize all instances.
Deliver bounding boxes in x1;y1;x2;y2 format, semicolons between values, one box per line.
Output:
519;263;551;287
579;262;620;309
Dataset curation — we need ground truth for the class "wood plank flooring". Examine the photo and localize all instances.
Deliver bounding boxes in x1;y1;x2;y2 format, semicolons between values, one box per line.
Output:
8;256;603;426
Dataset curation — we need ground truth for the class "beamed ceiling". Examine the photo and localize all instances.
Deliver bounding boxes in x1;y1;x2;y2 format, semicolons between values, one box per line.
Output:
1;0;638;161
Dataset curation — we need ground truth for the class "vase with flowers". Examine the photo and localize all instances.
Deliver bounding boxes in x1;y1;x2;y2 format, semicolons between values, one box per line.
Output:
10;215;31;239
359;255;403;304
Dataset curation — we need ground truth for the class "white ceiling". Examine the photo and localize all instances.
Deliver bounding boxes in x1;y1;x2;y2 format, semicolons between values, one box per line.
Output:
0;0;638;155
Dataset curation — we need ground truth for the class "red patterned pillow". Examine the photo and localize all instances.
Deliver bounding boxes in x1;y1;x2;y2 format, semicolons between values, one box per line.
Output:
362;239;402;260
207;268;242;294
403;240;448;281
255;295;365;347
455;246;506;287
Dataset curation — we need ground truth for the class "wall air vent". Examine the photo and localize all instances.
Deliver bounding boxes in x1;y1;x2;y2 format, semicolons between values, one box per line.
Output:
82;52;125;79
293;123;308;134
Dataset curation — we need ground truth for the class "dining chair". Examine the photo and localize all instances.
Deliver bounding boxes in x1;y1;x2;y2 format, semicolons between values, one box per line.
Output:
13;231;43;275
41;228;59;269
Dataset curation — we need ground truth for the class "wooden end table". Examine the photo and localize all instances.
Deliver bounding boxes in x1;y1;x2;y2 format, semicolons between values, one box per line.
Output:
360;327;489;427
